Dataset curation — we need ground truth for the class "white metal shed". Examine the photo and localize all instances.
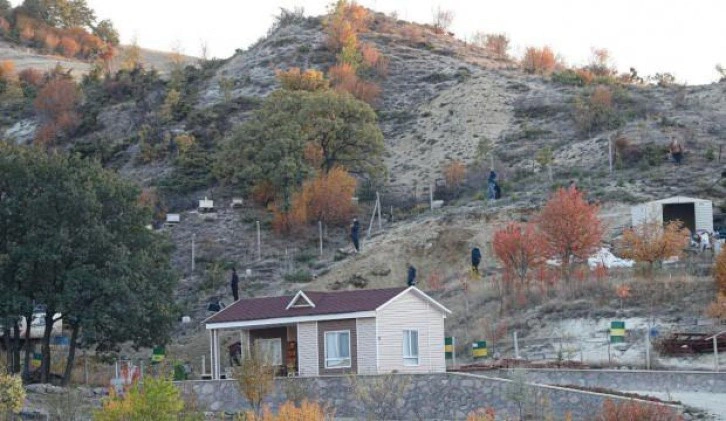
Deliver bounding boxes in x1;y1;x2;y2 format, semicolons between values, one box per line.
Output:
631;196;713;233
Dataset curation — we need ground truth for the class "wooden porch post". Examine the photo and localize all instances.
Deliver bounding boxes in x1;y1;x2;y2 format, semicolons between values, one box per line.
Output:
208;329;215;380
213;330;221;379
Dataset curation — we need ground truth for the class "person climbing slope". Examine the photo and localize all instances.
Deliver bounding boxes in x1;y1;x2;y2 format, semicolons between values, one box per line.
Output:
407;264;417;286
350;218;360;253
471;247;482;274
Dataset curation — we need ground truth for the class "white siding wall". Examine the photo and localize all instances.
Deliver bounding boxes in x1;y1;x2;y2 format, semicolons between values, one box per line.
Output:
695;201;714;232
376;292;447;374
296;321;318;376
631;203;663;226
356;318;377;374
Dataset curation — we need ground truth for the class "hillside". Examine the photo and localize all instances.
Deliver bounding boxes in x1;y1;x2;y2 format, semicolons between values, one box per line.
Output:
0;40;194;80
2;6;725;376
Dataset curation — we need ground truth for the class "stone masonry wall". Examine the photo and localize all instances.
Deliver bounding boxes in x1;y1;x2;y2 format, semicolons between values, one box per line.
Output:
181;372;682;420
491;369;726;393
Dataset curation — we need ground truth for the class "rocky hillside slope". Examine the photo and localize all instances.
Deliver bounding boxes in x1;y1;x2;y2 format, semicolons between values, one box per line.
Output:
2;9;725;345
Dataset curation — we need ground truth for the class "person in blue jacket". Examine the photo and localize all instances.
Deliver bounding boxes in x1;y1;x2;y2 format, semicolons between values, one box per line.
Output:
407;264;417;286
471;247;482;274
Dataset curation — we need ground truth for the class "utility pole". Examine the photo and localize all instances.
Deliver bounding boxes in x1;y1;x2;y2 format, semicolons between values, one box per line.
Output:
608;135;613;175
256;221;261;261
191;233;195;276
376;192;382;231
645;327;651;370
429;184;434;213
318;221;323;256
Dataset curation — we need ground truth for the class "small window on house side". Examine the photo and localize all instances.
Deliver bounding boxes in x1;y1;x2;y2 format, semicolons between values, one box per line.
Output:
256;338;282;366
324;330;351;368
403;330;419;366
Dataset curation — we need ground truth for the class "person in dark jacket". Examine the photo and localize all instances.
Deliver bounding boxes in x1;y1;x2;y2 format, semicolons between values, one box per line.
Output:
471;247;482;274
407;264;417;286
230;268;239;301
350;218;360;253
228;341;242;366
487;171;498;200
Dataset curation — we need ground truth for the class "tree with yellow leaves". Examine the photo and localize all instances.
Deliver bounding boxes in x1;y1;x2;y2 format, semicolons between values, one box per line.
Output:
618;220;690;276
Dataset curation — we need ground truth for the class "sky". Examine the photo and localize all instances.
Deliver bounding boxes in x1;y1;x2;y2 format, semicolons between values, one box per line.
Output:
12;0;726;84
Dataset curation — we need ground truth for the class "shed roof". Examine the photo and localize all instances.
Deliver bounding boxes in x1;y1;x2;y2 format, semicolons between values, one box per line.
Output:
645;196;713;205
205;287;408;325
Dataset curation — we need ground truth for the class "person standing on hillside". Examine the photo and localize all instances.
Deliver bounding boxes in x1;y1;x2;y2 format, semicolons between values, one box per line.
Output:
407;264;417;286
350;218;360;253
487;171;498;200
471;247;482;274
230;268;239;301
669;139;684;165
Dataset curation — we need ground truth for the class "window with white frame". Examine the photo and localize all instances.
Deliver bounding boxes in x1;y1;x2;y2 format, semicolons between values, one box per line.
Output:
324;330;351;368
403;330;419;366
255;338;282;366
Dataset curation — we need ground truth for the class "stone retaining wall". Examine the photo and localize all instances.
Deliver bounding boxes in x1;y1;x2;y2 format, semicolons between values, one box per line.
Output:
181;372;682;420
490;369;726;393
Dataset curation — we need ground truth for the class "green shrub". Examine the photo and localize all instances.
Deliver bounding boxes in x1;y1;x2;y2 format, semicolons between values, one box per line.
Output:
706;146;715;161
294;251;317;264
95;376;184;421
0;373;25;415
551;69;587;86
284;269;313;283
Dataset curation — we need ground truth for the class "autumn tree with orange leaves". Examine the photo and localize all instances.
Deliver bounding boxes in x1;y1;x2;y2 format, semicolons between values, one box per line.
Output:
492;222;546;288
324;0;370;52
707;249;726;320
618;220;690;276
33;77;81;145
274;167;357;234
537;187;603;283
521;46;557;74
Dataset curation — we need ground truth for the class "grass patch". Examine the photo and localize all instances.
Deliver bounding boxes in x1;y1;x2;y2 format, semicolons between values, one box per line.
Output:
284;269;313;283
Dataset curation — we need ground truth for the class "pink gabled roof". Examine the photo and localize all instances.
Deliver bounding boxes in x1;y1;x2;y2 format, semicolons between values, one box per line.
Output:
205;287;408;325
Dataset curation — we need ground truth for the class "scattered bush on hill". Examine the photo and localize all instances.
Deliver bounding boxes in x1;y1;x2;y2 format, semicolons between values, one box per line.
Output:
232;347;275;417
574;85;620;136
323;0;382;104
716;248;726;294
594;399;682;421
33;76;81;145
618;220;690;276
521;46;557;74
466;407;496;421
324;0;370;52
443;160;467;190
708;249;726;320
94;376;184;421
473;32;510;59
276;67;329;92
243;400;334;421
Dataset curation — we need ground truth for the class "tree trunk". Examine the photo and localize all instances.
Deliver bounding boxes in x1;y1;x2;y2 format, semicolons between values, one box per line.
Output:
22;311;32;381
61;322;80;386
12;319;21;374
40;311;54;384
2;321;9;374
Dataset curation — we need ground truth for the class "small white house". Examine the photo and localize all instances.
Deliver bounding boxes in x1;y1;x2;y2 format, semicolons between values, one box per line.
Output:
631;196;713;233
204;286;451;379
